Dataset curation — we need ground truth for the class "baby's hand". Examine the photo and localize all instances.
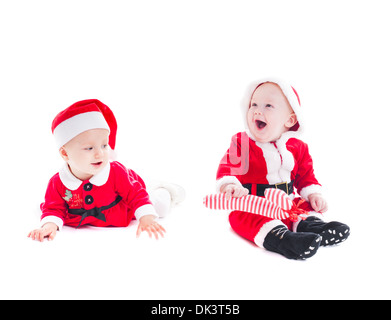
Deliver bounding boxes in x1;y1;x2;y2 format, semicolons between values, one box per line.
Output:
28;222;58;242
308;193;328;213
136;215;166;240
221;183;249;199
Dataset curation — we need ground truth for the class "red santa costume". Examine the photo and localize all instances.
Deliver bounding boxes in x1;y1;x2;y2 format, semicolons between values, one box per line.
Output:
216;78;324;249
40;99;157;230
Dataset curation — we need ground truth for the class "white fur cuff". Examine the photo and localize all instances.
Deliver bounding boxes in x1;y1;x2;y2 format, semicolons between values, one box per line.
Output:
216;176;242;193
41;216;64;231
299;184;323;201
254;220;286;248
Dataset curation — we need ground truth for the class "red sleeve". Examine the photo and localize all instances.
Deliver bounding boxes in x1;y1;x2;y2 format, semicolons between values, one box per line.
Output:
111;162;153;215
40;174;67;224
292;140;322;197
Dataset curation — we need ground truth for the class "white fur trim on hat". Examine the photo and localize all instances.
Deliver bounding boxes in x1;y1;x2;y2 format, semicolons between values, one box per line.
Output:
53;111;110;149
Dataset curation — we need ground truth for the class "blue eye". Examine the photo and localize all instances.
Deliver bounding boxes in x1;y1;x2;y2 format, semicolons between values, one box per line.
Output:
265;104;273;108
102;144;108;149
84;147;93;151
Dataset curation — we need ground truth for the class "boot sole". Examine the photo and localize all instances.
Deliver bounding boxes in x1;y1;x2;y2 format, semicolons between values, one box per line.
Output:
320;226;350;246
298;235;322;260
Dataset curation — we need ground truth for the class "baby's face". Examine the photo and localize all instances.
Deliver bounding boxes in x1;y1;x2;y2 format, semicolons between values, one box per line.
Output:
247;83;297;143
60;129;110;180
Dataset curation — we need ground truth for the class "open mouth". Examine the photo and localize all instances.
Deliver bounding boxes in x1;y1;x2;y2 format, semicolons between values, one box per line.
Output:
91;161;103;167
255;120;267;130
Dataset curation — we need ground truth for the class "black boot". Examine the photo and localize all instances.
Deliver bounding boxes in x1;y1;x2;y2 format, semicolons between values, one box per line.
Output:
297;216;350;247
263;225;322;260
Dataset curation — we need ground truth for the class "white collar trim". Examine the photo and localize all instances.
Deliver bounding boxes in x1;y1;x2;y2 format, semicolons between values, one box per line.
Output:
59;162;111;190
245;129;299;145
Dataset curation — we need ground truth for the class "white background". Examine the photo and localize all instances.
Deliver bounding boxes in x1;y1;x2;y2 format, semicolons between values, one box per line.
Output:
1;0;390;300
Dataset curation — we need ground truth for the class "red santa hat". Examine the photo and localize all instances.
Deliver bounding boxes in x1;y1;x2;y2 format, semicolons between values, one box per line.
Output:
52;99;117;149
241;77;302;132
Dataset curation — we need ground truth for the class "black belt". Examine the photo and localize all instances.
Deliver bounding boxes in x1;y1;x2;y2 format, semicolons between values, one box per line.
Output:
242;181;294;197
68;195;123;227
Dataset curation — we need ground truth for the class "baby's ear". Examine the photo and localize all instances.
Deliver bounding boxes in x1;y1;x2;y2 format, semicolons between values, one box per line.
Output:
285;113;298;129
59;147;69;161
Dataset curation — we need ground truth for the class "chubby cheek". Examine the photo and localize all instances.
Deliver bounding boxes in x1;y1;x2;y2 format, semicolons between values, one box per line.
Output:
101;154;110;166
71;153;91;168
246;110;253;128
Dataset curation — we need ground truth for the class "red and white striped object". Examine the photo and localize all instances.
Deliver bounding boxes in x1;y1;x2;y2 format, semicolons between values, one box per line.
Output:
203;188;308;221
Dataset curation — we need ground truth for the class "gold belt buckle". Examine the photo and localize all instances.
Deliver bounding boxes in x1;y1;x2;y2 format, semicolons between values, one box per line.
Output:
275;182;289;194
